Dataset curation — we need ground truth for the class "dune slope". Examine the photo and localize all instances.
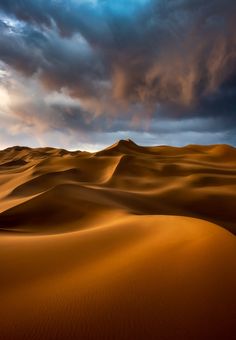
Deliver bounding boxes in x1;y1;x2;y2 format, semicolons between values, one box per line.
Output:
1;215;236;340
0;141;236;339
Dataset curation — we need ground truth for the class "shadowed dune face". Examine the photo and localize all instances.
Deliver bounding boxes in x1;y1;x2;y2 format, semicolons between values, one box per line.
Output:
0;140;236;234
1;141;236;340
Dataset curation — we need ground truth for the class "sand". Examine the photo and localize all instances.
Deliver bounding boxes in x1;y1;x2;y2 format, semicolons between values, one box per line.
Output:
0;140;236;339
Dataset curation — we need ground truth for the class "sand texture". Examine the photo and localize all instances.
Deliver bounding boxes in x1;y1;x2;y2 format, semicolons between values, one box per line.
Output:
0;140;236;339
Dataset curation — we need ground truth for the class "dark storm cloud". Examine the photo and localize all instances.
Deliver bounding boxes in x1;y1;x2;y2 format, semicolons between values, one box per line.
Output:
0;0;236;146
0;17;107;99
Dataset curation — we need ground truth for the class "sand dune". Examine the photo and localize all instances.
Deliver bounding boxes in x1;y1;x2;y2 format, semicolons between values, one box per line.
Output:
0;140;236;339
0;140;236;234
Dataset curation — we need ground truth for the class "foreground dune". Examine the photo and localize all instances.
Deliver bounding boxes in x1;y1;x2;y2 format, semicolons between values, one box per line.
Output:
0;141;236;339
1;215;236;340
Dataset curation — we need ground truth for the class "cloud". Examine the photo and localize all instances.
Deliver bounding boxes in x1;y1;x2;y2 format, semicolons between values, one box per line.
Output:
0;0;235;147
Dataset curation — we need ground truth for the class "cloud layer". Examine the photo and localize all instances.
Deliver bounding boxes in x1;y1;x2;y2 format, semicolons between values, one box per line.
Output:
0;0;236;149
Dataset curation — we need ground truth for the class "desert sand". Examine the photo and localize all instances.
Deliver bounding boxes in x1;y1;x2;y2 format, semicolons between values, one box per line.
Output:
0;140;236;339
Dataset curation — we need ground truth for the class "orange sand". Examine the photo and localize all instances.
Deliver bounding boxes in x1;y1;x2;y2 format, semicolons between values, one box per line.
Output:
0;140;236;339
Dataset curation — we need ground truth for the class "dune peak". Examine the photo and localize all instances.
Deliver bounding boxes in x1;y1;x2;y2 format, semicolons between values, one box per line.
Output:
116;138;138;146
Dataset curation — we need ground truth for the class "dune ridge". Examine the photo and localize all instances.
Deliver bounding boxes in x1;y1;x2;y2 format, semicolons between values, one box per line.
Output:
0;141;236;339
0;140;236;234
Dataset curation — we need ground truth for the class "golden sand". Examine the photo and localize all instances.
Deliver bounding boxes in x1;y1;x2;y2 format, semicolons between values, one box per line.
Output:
0;141;236;339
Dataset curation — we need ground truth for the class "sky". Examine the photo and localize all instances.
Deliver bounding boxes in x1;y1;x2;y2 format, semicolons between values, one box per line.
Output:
0;0;235;151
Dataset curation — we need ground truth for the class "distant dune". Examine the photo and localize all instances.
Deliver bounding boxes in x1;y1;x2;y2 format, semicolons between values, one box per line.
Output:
0;141;236;339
